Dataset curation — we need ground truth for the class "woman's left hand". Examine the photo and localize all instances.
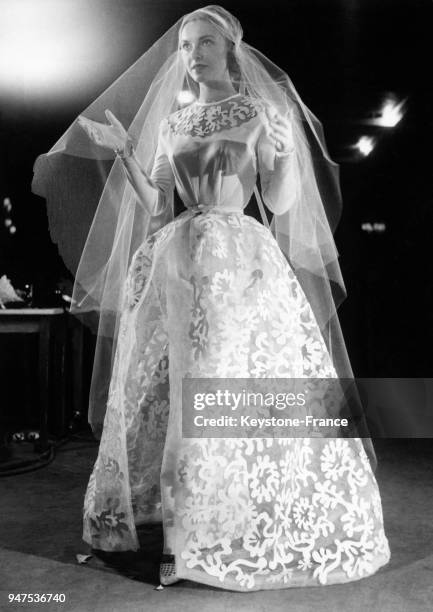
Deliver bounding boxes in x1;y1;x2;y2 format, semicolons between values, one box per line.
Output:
265;106;295;157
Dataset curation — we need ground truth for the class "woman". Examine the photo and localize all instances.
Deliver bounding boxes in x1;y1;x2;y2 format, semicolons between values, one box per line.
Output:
33;5;390;591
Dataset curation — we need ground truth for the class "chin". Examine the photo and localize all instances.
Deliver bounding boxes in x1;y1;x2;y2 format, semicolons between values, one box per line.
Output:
190;74;206;84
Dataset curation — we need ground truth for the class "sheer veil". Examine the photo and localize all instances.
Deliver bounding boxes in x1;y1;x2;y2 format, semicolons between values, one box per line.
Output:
31;5;376;469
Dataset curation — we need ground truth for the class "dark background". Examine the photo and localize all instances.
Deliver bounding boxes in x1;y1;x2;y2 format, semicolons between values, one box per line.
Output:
1;0;432;422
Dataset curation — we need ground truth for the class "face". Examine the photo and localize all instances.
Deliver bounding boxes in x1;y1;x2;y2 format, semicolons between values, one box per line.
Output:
180;19;231;85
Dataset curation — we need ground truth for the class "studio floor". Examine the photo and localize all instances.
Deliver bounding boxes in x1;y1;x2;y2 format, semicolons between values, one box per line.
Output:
1;437;432;612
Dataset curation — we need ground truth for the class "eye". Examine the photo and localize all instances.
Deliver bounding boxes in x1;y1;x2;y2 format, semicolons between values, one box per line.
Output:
181;42;191;50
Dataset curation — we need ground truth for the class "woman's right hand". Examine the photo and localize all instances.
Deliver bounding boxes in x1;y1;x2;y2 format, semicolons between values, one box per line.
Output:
77;110;129;153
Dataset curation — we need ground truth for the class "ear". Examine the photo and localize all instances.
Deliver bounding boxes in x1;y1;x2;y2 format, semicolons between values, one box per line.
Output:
227;40;235;55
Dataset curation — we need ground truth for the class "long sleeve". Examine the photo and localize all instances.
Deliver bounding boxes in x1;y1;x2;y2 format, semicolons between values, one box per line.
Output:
123;119;175;217
256;123;298;216
149;120;175;203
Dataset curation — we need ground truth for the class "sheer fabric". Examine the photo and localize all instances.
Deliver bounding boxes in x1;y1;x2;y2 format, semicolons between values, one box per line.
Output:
82;94;390;590
31;5;367;448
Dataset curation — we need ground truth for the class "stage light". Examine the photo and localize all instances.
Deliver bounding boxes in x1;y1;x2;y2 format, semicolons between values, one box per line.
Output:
361;222;386;233
356;136;375;157
0;0;112;103
377;98;406;127
177;90;196;105
362;95;407;127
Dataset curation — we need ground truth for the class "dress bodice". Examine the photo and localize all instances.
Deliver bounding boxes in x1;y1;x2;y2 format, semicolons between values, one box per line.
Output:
150;93;295;216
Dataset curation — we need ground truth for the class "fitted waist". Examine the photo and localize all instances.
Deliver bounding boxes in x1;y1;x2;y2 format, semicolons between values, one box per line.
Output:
184;203;244;216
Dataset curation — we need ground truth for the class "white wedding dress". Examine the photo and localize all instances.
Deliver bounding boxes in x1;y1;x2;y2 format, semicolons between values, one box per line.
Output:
82;93;390;591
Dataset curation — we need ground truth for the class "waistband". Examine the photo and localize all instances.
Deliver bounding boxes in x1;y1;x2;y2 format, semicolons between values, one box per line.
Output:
182;204;244;216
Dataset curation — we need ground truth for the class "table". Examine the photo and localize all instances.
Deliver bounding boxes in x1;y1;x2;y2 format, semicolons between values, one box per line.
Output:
0;308;70;451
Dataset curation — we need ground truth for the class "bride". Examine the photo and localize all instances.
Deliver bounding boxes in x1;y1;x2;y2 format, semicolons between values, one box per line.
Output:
33;5;390;591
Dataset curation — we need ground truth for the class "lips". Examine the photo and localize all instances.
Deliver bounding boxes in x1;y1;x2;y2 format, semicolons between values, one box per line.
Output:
192;64;207;70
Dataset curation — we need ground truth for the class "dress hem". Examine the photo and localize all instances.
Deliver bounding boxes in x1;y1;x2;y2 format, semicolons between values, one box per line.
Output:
174;550;391;592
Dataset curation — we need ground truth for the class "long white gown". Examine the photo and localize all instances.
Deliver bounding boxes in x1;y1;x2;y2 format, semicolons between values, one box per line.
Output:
82;92;391;591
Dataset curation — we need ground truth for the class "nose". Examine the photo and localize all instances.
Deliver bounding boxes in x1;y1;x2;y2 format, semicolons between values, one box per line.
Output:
191;45;203;61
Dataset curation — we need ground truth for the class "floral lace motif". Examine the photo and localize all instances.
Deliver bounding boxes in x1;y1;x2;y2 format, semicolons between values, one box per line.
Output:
83;127;391;587
83;212;390;588
167;95;263;137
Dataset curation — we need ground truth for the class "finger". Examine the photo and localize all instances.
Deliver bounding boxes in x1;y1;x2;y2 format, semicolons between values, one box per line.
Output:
78;119;104;146
82;124;94;138
269;134;282;149
268;129;282;142
268;132;288;151
270;120;293;138
265;103;277;116
264;105;279;125
91;127;103;144
274;134;294;148
79;116;97;128
270;114;290;129
105;109;117;126
268;132;284;149
77;117;90;131
270;124;292;141
271;119;290;132
89;130;100;144
105;110;124;130
268;128;291;147
78;117;103;136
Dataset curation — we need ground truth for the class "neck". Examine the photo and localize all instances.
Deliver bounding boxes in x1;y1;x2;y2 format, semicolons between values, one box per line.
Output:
198;80;237;104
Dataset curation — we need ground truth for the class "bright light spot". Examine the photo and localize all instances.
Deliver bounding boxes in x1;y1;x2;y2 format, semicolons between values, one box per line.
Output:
177;90;196;105
356;136;375;157
9;226;16;234
4;219;12;227
0;0;106;101
361;222;386;233
378;98;406;127
363;95;407;127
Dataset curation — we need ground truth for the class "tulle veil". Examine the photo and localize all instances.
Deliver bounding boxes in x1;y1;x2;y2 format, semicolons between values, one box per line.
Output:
31;4;377;469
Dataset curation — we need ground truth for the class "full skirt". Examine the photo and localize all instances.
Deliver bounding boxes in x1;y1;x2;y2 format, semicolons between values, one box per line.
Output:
83;210;390;591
